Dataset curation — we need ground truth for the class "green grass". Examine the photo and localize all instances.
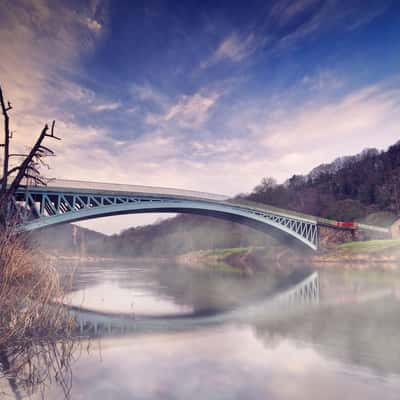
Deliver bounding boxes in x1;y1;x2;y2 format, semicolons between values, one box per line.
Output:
179;247;255;273
186;247;251;258
205;261;244;273
204;247;250;256
339;239;400;253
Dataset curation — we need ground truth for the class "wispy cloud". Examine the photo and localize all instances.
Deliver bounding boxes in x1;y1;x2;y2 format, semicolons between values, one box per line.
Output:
163;90;222;128
244;82;400;178
201;33;261;69
0;0;107;123
270;0;322;28
144;86;224;129
301;69;344;92
0;0;108;164
92;102;121;112
131;83;168;107
272;0;391;49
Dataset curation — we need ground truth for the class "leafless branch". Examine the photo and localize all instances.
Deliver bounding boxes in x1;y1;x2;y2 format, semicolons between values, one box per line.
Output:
0;84;61;226
6;166;20;176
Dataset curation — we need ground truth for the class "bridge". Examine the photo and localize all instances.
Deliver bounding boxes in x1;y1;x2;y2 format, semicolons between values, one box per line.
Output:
68;272;320;337
10;179;389;250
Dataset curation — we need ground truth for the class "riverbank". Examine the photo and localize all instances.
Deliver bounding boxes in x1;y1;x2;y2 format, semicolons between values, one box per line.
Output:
176;245;309;274
46;239;400;273
176;247;252;273
176;240;400;273
312;239;400;269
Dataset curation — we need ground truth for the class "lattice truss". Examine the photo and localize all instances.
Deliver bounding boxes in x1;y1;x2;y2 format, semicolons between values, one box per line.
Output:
12;190;186;226
12;188;318;249
272;272;320;307
242;207;318;247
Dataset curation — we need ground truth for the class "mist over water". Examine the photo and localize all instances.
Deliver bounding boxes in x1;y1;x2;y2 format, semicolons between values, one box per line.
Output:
6;259;393;399
1;257;400;399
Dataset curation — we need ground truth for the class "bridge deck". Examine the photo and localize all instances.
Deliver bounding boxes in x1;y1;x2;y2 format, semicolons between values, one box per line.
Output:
29;179;318;223
21;179;389;232
32;179;230;202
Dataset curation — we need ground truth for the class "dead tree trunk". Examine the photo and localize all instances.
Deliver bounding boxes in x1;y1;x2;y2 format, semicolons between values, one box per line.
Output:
0;84;61;227
0;86;12;197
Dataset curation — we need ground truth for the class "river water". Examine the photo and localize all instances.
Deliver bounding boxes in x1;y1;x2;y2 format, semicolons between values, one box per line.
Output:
3;259;400;399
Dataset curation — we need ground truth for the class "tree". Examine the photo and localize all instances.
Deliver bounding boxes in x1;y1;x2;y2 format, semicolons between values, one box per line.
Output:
0;84;60;226
254;177;277;193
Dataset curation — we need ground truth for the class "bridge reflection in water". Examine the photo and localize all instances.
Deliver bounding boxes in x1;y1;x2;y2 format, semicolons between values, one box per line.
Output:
67;272;319;337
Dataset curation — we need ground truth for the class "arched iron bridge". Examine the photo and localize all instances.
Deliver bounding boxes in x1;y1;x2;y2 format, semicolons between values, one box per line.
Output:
11;179;389;250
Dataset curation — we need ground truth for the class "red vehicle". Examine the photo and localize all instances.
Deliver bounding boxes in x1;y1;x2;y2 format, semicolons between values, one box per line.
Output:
336;221;358;229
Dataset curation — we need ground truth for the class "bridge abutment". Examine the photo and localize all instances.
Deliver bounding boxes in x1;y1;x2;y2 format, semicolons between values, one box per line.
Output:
318;225;391;249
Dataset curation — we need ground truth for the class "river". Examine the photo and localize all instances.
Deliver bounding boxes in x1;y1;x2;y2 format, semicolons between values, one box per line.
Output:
2;259;400;399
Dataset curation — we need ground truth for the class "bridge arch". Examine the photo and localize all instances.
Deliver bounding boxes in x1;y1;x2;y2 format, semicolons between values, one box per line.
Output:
13;181;319;250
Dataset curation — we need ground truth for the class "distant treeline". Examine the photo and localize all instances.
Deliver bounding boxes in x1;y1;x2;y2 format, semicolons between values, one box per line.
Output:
34;215;280;257
244;141;400;222
35;141;400;257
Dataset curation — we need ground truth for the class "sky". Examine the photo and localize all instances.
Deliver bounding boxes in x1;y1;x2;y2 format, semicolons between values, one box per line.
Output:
0;0;399;234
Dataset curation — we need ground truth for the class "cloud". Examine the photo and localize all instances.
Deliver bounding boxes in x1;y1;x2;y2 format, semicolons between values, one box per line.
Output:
201;33;261;69
0;0;107;130
91;102;121;112
131;83;168;107
164;90;221;128
272;0;391;49
270;0;322;28
259;84;400;154
301;70;344;92
144;86;224;129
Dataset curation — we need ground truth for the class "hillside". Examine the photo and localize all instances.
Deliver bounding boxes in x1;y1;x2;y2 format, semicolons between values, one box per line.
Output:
245;141;400;223
31;223;107;256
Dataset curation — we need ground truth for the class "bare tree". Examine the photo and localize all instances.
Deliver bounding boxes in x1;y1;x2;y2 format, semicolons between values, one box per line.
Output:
0;85;11;197
0;84;61;225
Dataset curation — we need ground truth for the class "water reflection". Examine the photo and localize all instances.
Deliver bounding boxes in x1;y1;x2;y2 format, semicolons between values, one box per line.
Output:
66;272;319;338
66;281;194;316
0;336;78;399
2;260;400;399
43;326;400;400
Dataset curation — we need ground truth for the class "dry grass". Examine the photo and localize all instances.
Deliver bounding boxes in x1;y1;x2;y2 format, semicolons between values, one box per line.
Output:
0;228;74;345
0;226;79;398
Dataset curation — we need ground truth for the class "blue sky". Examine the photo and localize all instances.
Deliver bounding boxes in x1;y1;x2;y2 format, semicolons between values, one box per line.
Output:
0;0;399;233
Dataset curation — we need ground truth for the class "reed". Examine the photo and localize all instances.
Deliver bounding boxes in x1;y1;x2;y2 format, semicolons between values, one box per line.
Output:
0;226;79;398
0;225;75;345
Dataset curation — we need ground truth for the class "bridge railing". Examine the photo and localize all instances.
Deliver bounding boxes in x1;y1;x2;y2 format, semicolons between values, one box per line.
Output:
230;199;390;234
227;197;318;223
20;178;230;202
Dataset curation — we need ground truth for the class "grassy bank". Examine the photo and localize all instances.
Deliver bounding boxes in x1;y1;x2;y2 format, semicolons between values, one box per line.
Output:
176;244;309;273
178;239;400;272
176;247;250;273
312;239;400;269
338;239;400;253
